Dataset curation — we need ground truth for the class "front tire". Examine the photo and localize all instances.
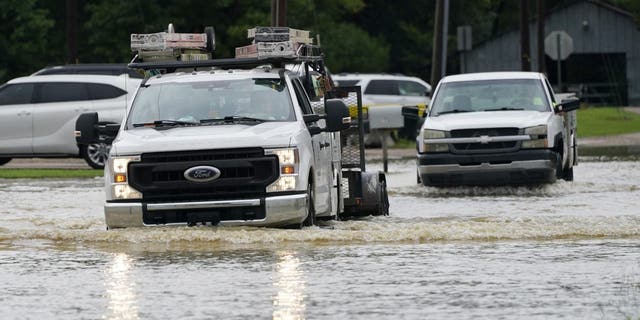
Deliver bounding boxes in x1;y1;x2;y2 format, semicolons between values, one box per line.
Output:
0;158;11;166
562;166;574;181
378;179;390;216
303;183;316;227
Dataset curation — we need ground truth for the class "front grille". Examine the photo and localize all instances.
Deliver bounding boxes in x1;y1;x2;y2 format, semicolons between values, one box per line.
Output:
450;128;520;154
128;148;278;201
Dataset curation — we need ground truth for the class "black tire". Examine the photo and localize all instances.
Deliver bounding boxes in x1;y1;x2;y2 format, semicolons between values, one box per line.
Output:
378;180;390;216
0;158;11;166
562;166;574;181
554;151;563;180
81;140;111;169
303;183;316;227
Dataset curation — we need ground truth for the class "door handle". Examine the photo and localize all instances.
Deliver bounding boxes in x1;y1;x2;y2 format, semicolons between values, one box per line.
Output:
319;142;330;149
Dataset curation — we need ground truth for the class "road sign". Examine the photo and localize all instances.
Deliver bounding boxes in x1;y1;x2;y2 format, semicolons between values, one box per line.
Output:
545;31;573;61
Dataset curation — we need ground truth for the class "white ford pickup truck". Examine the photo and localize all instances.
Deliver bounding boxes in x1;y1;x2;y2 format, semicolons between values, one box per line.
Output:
75;25;388;228
414;72;579;186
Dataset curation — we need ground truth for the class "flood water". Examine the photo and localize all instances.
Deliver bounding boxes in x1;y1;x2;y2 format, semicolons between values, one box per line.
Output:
1;157;639;319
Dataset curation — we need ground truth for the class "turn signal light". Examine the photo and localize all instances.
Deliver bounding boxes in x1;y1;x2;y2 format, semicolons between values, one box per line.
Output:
114;173;127;183
281;165;295;175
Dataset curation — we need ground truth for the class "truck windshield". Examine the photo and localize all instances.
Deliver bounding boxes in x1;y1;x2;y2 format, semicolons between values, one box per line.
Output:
430;79;550;116
126;78;295;128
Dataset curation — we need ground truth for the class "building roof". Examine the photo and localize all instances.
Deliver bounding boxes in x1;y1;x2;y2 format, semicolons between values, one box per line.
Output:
470;0;635;50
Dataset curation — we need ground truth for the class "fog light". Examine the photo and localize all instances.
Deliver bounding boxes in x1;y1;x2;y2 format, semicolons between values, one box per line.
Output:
267;176;297;192
113;184;142;200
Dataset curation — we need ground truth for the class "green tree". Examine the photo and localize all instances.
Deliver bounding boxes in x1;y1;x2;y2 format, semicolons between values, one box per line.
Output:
0;0;55;82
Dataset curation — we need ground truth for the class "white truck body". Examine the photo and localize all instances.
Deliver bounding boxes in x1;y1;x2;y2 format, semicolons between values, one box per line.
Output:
417;72;578;186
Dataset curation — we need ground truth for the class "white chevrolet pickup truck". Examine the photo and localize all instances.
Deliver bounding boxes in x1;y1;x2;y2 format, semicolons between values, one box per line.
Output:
415;72;579;186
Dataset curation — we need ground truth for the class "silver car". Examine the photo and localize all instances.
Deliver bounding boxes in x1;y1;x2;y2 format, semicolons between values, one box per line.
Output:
0;74;140;168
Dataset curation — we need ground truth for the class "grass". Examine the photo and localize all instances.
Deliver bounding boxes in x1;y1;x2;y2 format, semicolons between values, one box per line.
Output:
577;107;640;138
0;168;103;179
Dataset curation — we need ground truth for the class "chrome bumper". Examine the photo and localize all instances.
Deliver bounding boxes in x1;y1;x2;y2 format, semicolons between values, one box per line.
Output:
419;159;554;175
104;193;308;228
418;159;557;186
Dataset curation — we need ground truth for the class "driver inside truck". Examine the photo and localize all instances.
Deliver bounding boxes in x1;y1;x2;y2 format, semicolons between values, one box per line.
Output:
511;83;547;111
251;90;290;120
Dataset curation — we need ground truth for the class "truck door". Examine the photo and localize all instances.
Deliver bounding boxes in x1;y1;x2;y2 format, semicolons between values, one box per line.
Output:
292;79;332;215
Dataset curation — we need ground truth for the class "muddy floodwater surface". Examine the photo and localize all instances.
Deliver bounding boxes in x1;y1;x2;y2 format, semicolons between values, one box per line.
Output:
1;158;639;319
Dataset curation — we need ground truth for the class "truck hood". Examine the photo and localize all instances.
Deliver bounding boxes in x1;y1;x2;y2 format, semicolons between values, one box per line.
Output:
112;122;302;155
425;110;552;131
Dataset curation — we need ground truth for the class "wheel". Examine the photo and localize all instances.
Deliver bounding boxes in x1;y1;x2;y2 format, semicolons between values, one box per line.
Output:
0;158;11;166
81;139;111;169
303;183;316;227
562;166;574;181
554;151;563;180
378;179;389;216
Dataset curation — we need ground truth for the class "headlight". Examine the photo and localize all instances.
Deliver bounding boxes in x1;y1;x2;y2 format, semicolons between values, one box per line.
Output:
522;125;548;149
422;129;448;153
109;156;142;200
265;148;299;192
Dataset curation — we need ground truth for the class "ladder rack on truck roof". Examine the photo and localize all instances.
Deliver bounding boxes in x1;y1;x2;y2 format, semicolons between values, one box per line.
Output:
129;56;321;72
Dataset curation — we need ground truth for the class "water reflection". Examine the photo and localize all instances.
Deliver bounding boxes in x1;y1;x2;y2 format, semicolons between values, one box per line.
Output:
273;251;306;320
105;253;139;320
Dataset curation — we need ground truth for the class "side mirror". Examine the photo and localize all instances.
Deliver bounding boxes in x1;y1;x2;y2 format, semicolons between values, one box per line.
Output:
98;123;121;143
303;114;321;124
75;112;99;144
308;126;322;136
402;106;420;120
324;99;351;132
555;97;580;113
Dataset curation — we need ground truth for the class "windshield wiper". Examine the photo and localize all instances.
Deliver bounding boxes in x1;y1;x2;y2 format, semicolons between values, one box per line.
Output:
132;119;199;128
484;107;525;111
435;109;473;116
200;116;266;124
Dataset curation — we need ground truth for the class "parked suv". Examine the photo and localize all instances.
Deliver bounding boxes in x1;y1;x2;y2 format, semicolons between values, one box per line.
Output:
416;72;579;186
333;73;431;140
33;64;143;79
0;74;140;168
333;73;431;107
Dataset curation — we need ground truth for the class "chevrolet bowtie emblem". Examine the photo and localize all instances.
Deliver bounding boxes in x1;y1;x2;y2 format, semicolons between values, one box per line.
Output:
479;135;491;144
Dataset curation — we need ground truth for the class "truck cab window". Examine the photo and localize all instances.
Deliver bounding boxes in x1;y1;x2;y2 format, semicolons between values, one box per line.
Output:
292;79;314;115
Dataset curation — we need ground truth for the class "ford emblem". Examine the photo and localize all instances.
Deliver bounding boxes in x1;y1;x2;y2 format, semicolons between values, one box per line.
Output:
184;166;221;182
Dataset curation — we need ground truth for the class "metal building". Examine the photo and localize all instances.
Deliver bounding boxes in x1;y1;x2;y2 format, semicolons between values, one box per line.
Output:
463;0;640;105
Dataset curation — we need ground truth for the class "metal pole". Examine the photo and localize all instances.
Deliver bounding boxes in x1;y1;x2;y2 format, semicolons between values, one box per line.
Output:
66;0;78;63
537;0;546;73
441;0;449;78
520;0;531;71
556;33;562;90
430;0;443;87
271;0;287;27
